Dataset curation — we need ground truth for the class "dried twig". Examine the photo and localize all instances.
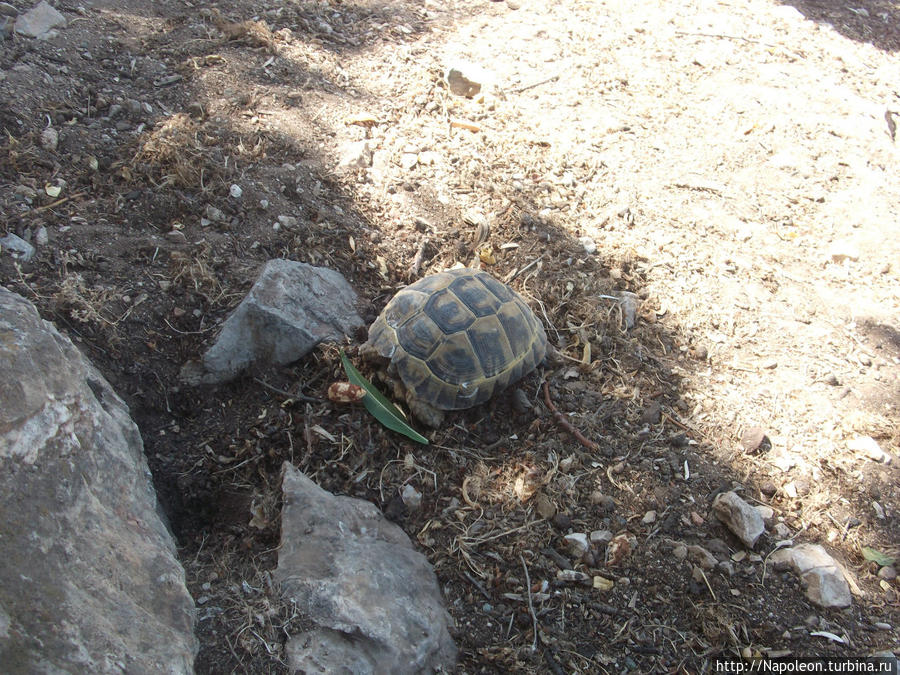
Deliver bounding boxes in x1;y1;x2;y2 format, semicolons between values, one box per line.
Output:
509;73;561;95
31;191;88;213
542;382;600;453
697;567;717;602
544;647;567;675
519;553;538;652
409;238;429;278
505;253;544;283
254;377;321;403
463;571;492;601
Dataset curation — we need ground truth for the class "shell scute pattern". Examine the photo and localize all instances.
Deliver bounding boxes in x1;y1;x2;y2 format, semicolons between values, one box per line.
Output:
362;268;547;425
425;288;476;334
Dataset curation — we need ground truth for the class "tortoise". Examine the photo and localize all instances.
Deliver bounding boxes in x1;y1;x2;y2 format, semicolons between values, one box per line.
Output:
360;268;547;427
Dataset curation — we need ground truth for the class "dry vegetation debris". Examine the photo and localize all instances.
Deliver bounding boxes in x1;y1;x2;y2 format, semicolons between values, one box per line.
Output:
1;0;898;672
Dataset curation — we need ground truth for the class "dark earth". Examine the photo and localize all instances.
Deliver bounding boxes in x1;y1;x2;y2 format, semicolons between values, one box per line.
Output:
1;0;898;672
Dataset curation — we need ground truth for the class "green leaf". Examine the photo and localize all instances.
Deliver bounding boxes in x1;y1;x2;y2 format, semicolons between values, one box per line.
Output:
340;350;429;445
861;546;895;567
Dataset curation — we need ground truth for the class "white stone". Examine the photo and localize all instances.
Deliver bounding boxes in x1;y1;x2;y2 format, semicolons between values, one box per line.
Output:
848;436;890;463
564;533;590;558
579;236;597;255
401;484;422;510
769;544;851;608
338;140;373;169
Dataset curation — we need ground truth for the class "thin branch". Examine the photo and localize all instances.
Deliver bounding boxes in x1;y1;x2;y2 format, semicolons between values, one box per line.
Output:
519;553;539;652
254;377;321;403
542;382;601;453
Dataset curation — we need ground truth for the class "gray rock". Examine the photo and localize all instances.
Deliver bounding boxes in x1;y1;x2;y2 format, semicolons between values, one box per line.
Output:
182;260;364;384
445;63;493;98
1;232;35;262
590;529;613;546
0;3;19;17
0;288;197;673
769;543;852;608
276;463;457;674
712;491;765;548
687;545;718;570
14;0;65;38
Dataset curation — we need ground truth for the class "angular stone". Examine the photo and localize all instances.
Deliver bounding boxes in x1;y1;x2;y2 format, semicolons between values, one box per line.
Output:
445;62;494;98
0;288;197;672
14;0;66;38
182;260;364;384
769;544;852;608
687;545;718;570
712;491;765;548
564;532;590;558
848;436;891;463
277;463;457;674
0;232;35;262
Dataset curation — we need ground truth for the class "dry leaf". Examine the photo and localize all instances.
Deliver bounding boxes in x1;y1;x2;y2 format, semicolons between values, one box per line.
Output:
345;112;380;128
249;501;268;530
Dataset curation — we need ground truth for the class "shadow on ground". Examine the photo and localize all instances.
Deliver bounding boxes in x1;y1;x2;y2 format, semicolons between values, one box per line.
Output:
781;0;900;52
1;0;898;672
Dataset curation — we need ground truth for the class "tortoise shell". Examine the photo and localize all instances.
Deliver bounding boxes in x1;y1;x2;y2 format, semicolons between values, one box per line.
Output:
362;268;547;422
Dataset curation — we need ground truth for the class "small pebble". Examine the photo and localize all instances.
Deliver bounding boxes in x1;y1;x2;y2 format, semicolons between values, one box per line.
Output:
564;532;589;558
877;566;897;581
229;184;243;199
590;491;615;512
40;126;58;151
551;513;571;530
401;484;422;510
579;236;597;255
741;426;767;453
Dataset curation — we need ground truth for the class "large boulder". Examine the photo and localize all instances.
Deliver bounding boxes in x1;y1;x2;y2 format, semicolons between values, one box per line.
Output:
277;462;457;674
181;259;364;384
0;287;197;673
